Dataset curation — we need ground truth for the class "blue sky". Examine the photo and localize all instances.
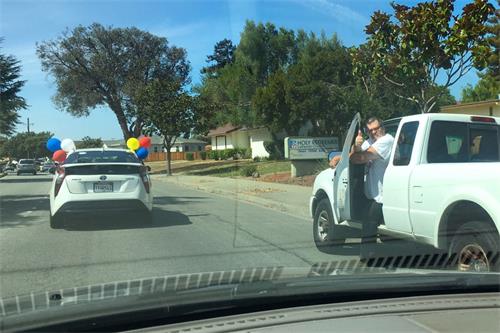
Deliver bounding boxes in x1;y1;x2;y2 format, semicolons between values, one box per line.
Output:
1;0;480;140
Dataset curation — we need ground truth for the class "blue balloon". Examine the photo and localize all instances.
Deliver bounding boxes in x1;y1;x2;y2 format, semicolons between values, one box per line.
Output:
136;147;149;159
46;138;61;152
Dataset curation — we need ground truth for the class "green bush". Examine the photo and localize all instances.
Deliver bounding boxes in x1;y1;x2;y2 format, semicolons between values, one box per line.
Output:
225;149;236;160
200;151;207;160
186;152;194;161
235;148;251;159
240;164;257;177
218;150;227;160
209;150;219;160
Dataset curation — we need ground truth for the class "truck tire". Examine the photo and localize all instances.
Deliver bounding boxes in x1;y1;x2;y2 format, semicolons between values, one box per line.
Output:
50;213;63;229
313;198;346;250
448;221;499;272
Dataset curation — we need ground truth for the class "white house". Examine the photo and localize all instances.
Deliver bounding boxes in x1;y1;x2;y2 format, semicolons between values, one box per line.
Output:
207;123;314;159
440;98;500;117
206;124;274;159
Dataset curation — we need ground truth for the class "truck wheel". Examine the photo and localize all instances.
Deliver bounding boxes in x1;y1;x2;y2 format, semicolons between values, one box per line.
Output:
313;198;346;250
448;221;499;272
50;213;63;229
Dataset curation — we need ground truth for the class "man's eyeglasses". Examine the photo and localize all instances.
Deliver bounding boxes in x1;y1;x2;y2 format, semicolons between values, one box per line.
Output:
367;125;381;133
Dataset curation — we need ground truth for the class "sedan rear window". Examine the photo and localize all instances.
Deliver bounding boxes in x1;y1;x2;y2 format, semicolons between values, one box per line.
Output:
64;151;140;164
19;160;35;164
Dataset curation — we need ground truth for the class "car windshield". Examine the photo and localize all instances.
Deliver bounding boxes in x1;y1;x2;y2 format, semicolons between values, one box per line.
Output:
1;0;498;329
64;150;141;164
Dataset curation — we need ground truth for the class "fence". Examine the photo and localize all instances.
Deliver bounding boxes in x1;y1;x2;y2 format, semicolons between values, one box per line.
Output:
145;151;204;162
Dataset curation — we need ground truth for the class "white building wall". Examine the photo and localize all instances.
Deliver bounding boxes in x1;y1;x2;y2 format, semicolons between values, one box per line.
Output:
233;131;250;149
249;128;272;158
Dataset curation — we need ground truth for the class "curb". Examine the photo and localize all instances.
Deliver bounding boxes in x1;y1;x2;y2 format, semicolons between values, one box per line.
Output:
154;175;311;220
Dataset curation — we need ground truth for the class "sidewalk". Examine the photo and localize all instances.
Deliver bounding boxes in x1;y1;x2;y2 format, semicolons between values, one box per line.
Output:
152;174;313;220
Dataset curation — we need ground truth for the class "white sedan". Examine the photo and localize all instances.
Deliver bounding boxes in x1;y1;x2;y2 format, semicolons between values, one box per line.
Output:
49;148;153;228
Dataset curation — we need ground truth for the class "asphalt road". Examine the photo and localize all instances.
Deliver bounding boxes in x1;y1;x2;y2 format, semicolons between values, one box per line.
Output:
0;173;433;300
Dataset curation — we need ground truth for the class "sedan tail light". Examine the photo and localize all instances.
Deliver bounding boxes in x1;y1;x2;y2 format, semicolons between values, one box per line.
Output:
54;167;66;197
140;166;150;193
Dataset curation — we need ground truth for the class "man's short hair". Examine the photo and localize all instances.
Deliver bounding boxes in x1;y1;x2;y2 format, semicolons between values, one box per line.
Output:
366;116;384;129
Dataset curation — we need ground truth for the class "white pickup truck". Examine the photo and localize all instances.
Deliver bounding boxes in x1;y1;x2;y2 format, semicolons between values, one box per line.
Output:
310;113;500;271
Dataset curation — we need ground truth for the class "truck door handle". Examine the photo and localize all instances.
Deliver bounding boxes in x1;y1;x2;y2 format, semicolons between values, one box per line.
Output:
342;178;348;184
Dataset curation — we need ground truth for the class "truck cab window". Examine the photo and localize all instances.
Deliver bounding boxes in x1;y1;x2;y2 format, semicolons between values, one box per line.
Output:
427;121;468;163
470;127;499;162
394;121;419;166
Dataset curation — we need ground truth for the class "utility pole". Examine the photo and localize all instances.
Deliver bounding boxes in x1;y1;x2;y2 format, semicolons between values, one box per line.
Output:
27;117;34;134
25;117;34;158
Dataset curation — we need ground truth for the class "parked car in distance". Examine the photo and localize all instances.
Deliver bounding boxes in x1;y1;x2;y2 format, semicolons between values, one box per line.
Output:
16;159;37;175
41;162;57;173
3;163;16;173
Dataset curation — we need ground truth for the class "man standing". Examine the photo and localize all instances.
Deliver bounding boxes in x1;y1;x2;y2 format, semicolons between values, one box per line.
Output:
330;117;394;260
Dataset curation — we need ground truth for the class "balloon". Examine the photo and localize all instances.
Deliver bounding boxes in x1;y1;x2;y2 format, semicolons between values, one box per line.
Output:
127;138;140;151
46;138;61;152
61;138;76;153
139;136;152;149
136;147;149;160
52;150;67;163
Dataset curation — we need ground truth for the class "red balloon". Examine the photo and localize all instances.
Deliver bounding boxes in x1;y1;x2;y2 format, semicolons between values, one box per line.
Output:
53;150;67;163
139;136;152;148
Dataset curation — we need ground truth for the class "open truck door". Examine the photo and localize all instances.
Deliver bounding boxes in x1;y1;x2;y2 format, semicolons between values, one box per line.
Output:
333;113;361;223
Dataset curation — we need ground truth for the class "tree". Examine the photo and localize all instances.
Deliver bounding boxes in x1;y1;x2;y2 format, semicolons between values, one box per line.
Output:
37;23;190;141
460;10;499;102
136;80;212;175
461;72;499;102
1;131;52;159
253;32;359;140
0;40;27;136
78;136;103;148
201;38;236;77
352;0;495;113
197;21;300;129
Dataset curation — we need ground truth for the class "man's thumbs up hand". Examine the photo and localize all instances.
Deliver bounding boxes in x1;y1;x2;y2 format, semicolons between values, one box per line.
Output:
355;129;363;147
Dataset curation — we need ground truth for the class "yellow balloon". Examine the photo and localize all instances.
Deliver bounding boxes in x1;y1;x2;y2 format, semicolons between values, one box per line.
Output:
127;138;140;151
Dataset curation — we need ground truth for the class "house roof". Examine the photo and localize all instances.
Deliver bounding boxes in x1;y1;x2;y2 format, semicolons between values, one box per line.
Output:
207;124;241;137
441;99;500;111
173;138;208;144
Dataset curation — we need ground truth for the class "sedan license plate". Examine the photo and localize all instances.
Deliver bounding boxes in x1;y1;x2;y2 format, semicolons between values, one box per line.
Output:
94;182;113;193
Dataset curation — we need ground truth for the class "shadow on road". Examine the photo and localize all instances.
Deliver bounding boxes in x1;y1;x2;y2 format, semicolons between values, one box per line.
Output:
153;196;207;205
62;207;192;231
317;239;446;270
0;195;49;229
0;177;52;184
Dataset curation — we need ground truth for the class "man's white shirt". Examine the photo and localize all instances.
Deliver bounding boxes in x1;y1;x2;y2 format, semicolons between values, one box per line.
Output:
360;134;394;204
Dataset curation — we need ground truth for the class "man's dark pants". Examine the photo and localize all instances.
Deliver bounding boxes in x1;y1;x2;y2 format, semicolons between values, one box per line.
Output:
360;199;383;259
